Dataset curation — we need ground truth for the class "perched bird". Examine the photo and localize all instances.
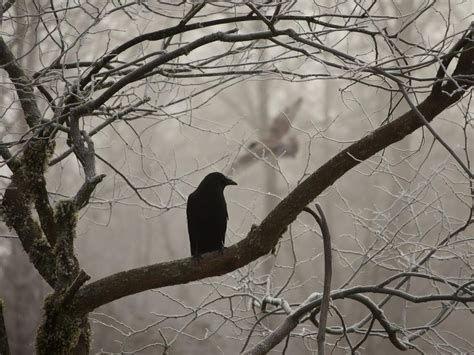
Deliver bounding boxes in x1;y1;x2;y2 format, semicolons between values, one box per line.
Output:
187;172;237;257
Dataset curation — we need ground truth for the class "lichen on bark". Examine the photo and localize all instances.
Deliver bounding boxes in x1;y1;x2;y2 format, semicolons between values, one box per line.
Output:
36;199;90;354
53;200;79;287
36;294;90;355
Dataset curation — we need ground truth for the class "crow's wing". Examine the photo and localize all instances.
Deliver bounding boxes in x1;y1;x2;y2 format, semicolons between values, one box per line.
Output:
214;195;227;248
200;192;227;252
186;191;200;256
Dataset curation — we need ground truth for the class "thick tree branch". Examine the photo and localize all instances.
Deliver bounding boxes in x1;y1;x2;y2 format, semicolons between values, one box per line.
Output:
2;179;56;286
73;174;106;210
33;174;57;246
0;33;59;283
0;38;42;128
53;200;80;289
1;143;58;268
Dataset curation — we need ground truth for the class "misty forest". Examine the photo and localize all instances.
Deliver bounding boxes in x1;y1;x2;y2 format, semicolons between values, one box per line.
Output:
0;1;473;354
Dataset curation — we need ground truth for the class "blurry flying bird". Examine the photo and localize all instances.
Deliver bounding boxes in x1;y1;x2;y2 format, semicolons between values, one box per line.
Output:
230;97;302;172
187;172;237;257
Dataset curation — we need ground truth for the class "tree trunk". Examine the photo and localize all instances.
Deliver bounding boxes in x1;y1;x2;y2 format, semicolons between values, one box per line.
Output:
36;308;90;355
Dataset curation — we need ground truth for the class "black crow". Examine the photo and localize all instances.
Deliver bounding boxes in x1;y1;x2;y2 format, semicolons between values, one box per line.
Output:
187;172;237;257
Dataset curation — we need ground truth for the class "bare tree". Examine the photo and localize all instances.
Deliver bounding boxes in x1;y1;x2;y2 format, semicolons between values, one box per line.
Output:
0;1;472;354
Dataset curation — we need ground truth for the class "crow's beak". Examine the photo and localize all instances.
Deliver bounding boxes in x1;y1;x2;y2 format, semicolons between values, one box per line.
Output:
225;177;237;186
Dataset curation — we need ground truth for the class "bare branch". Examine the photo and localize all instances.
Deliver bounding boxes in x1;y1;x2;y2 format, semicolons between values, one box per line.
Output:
0;38;42;128
1;0;15;14
347;294;408;351
73;174;106;210
74;28;302;115
2;179;56;286
314;204;332;355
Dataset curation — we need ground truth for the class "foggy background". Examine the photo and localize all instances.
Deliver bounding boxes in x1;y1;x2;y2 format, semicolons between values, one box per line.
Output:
0;1;472;354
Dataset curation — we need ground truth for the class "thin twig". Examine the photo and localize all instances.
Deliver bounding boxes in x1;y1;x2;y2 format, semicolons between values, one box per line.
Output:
352;316;375;353
347;294;408;351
